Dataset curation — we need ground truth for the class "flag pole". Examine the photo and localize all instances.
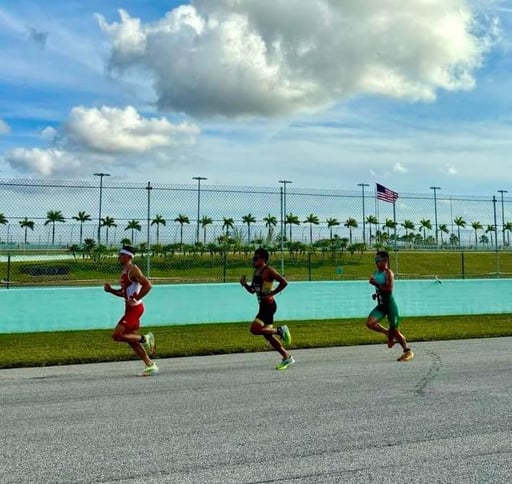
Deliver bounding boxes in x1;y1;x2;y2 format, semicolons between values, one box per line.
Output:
393;199;398;278
375;184;379;247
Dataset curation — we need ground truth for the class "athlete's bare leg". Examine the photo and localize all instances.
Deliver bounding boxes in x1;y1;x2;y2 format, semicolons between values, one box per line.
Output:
250;321;289;359
112;324;152;366
366;316;389;336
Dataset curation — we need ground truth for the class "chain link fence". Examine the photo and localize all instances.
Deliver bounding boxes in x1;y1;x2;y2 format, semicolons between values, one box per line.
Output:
0;177;510;287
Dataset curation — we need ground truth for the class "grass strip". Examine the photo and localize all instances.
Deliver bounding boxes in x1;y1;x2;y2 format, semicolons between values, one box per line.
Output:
1;314;511;369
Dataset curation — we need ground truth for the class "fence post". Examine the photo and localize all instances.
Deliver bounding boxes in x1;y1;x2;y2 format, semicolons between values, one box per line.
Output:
6;253;11;289
308;251;312;281
223;249;227;282
461;251;465;279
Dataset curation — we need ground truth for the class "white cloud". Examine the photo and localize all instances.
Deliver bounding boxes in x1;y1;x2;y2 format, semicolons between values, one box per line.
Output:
97;0;496;118
393;162;407;174
5;148;82;176
5;105;200;176
0;118;10;134
64;105;199;153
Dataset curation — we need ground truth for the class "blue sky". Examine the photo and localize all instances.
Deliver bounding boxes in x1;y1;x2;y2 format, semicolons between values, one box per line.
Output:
0;0;511;196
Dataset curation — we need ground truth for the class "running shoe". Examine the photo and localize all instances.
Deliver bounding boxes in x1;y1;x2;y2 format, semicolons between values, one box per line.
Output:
277;325;292;345
276;356;295;370
140;363;159;376
397;349;414;362
143;332;156;356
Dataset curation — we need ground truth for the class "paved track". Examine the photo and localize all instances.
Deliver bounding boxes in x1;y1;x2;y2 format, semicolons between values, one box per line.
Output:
1;338;511;483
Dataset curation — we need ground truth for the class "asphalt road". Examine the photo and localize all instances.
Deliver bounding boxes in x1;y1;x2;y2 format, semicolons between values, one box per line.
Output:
1;338;511;484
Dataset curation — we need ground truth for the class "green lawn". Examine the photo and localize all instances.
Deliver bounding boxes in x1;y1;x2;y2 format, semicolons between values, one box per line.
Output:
1;314;511;369
2;250;512;285
1;249;511;369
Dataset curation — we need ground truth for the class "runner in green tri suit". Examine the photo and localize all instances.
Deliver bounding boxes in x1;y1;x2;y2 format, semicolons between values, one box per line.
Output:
366;250;414;362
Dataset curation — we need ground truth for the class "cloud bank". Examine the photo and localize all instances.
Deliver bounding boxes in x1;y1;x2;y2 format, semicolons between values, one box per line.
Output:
5;106;199;176
97;0;495;118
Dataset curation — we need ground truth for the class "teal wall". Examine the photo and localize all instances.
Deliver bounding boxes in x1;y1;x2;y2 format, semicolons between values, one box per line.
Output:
1;279;510;334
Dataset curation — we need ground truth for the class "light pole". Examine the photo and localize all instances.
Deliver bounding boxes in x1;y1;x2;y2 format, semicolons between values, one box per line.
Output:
146;181;153;276
358;183;369;245
278;180;292;275
94;172;110;244
193;176;207;244
493;195;499;277
498;189;508;247
430;186;441;246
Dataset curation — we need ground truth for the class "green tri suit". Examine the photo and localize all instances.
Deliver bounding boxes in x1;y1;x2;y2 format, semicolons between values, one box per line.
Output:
369;269;400;329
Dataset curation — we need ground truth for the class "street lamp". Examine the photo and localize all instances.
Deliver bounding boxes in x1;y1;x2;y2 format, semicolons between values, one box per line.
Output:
430;186;441;246
493;195;499;277
279;180;292;240
193;176;207;244
94;172;110;244
498;189;508;247
278;180;292;275
146;181;153;276
358;183;369;245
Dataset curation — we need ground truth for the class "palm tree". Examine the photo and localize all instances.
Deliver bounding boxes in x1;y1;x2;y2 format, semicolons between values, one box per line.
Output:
366;215;378;244
174;214;190;246
100;216;117;245
285;213;300;242
485;225;496;247
419;218;432;243
125;219;142;244
72;211;91;244
453;216;466;247
242;213;256;243
401;220;415;238
326;217;340;241
200;216;213;244
222;217;234;237
82;238;96;257
263;214;277;241
304;213;320;245
504;221;512;246
438;224;449;245
344;217;358;245
479;234;489;246
151;214;166;245
383;218;397;239
471;221;483;247
44;210;65;245
19;217;34;245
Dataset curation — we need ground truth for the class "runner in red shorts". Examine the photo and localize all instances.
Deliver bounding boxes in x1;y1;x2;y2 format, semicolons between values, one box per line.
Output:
104;246;158;376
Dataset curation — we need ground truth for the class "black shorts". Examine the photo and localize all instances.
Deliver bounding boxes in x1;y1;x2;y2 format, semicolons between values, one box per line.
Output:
255;301;277;325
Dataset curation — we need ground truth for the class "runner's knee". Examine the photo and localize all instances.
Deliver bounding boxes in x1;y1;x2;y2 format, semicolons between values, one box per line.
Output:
112;332;123;342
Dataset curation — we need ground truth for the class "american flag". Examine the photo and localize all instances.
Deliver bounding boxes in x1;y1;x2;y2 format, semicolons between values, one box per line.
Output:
376;183;399;203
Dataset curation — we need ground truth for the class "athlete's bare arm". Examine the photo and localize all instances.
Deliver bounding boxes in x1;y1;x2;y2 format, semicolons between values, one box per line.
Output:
103;283;124;298
240;274;255;293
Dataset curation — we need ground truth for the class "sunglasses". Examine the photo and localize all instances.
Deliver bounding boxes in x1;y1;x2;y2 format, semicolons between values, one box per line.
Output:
252;256;261;261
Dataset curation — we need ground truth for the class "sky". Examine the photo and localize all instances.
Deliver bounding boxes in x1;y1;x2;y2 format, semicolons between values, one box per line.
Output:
1;0;511;196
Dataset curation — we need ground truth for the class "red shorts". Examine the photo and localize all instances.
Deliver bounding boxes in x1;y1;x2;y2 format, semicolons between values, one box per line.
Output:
118;303;144;332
